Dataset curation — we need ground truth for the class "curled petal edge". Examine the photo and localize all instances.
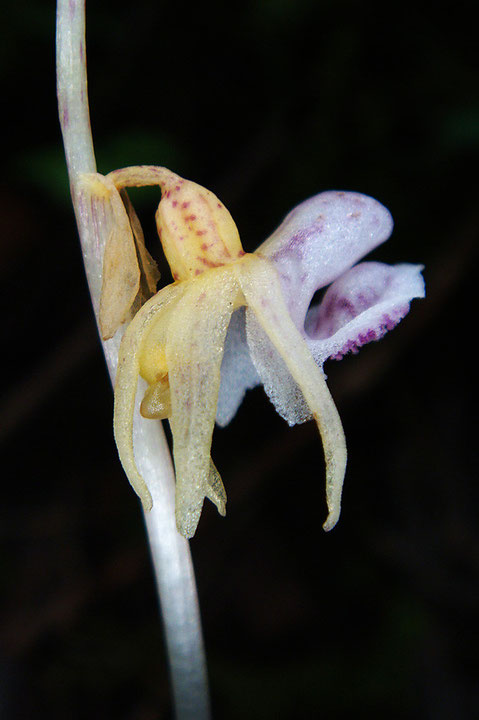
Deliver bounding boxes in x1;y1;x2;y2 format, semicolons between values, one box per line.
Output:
305;261;426;365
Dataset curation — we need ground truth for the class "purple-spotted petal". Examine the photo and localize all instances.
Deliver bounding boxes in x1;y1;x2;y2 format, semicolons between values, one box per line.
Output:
258;191;394;328
305;261;425;365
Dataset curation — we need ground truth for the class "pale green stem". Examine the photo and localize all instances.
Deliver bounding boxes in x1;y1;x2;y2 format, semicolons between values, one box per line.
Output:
55;1;211;717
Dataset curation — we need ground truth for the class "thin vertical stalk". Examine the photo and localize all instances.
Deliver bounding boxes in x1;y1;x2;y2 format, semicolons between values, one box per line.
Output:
56;1;211;717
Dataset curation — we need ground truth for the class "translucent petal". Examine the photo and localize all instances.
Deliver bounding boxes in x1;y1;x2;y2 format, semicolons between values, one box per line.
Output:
305;262;425;365
234;255;347;532
258;191;394;329
77;174;141;340
216;307;261;427
113;282;187;510
245;309;311;426
166;268;240;538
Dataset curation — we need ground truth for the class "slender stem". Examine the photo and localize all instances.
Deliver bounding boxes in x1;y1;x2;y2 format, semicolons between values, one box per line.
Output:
56;2;211;717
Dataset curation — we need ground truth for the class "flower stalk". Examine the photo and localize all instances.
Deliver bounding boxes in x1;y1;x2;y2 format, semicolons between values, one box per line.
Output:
55;1;211;717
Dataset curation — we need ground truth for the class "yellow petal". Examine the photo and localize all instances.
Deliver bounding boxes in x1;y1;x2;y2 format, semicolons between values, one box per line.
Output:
107;165;245;282
155;178;244;282
235;254;347;531
166;268;240;537
205;460;227;517
114;282;187;510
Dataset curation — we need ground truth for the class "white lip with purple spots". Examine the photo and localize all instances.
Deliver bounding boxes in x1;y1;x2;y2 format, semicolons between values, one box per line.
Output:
217;191;425;427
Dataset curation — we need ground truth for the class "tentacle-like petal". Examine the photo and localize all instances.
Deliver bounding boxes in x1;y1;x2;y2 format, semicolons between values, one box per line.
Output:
166;268;240;538
234;255;347;531
258;191;394;329
114;282;187;509
305;261;425;364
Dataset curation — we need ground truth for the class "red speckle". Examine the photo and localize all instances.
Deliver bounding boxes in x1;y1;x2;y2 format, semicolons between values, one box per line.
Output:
196;229;207;236
173;272;180;281
198;257;222;268
172;200;178;207
175;185;181;191
217;202;223;208
185;214;197;221
182;201;190;209
194;269;202;276
237;250;245;257
200;242;210;251
165;190;171;198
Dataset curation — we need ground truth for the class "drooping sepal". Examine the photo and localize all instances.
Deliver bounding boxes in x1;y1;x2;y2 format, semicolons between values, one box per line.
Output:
233;254;347;532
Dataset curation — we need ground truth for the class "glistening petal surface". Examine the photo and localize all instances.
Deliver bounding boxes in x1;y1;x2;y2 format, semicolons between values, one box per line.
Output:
258;191;394;328
234;255;347;531
166;269;239;538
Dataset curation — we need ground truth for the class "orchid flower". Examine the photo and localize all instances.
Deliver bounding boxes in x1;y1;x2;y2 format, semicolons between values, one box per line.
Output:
80;166;424;539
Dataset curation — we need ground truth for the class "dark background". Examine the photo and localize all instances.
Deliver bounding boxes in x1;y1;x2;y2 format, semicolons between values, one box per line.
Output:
1;0;478;718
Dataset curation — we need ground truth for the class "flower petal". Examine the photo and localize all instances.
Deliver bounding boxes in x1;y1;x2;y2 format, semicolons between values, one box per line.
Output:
258;191;394;329
245;309;312;426
234;255;347;532
216;307;261;427
78;173;142;340
114;282;187;510
166;268;240;538
305;261;425;365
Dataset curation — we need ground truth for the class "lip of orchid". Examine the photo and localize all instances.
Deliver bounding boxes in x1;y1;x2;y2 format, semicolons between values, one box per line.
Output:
217;191;424;433
258;191;395;329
